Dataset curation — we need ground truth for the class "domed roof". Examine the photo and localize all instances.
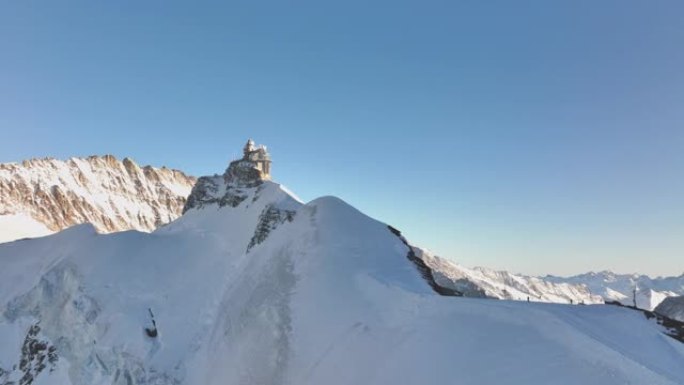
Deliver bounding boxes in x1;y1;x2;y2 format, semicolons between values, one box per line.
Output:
244;139;256;154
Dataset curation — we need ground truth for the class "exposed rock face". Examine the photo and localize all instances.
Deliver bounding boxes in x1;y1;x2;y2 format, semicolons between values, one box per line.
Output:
247;204;296;252
0;323;58;385
387;225;462;297
655;296;684;322
184;140;272;213
0;156;196;236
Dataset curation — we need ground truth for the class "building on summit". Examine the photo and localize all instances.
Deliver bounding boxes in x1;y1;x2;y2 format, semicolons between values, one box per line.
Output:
242;139;271;179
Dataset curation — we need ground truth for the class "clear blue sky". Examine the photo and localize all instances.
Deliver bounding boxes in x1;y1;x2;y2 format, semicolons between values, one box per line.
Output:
1;1;682;276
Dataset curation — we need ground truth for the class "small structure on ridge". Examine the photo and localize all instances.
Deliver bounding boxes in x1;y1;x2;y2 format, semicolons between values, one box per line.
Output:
242;139;272;179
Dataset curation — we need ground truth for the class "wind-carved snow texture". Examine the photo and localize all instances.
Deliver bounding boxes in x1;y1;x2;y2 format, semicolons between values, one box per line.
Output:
247;205;296;252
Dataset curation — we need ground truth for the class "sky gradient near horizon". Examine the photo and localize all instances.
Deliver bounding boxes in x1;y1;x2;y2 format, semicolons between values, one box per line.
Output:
1;1;683;276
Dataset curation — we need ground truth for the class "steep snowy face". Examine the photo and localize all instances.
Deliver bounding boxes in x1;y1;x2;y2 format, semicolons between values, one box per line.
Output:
545;271;684;310
0;156;196;240
416;248;604;304
656;296;684;322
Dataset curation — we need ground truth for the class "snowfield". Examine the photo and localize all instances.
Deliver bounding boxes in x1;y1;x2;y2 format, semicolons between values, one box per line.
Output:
1;165;683;384
0;214;53;243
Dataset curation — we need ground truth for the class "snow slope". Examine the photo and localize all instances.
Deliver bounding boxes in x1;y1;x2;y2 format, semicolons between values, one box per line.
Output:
0;156;195;242
1;153;683;385
417;249;603;304
0;213;53;243
546;271;684;310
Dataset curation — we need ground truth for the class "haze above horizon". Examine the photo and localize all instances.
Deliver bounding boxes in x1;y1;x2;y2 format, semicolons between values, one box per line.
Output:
1;1;682;276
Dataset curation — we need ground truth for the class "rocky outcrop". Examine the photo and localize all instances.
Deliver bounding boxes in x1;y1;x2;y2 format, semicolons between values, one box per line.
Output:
184;140;272;213
388;225;462;297
0;156;196;235
655;296;684;323
182;175;252;213
0;323;58;385
247;205;296;252
225;160;268;188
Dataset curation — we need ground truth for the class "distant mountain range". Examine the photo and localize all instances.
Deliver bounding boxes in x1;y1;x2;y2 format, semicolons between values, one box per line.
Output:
545;271;684;310
415;248;604;304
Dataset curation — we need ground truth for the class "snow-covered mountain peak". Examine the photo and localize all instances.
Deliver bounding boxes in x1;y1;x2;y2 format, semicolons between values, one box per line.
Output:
172;141;305;256
178;141;614;308
0;155;196;243
183;140;278;213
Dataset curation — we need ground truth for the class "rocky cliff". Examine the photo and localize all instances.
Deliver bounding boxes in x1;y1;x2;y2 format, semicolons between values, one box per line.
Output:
183;139;274;213
0;155;196;239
